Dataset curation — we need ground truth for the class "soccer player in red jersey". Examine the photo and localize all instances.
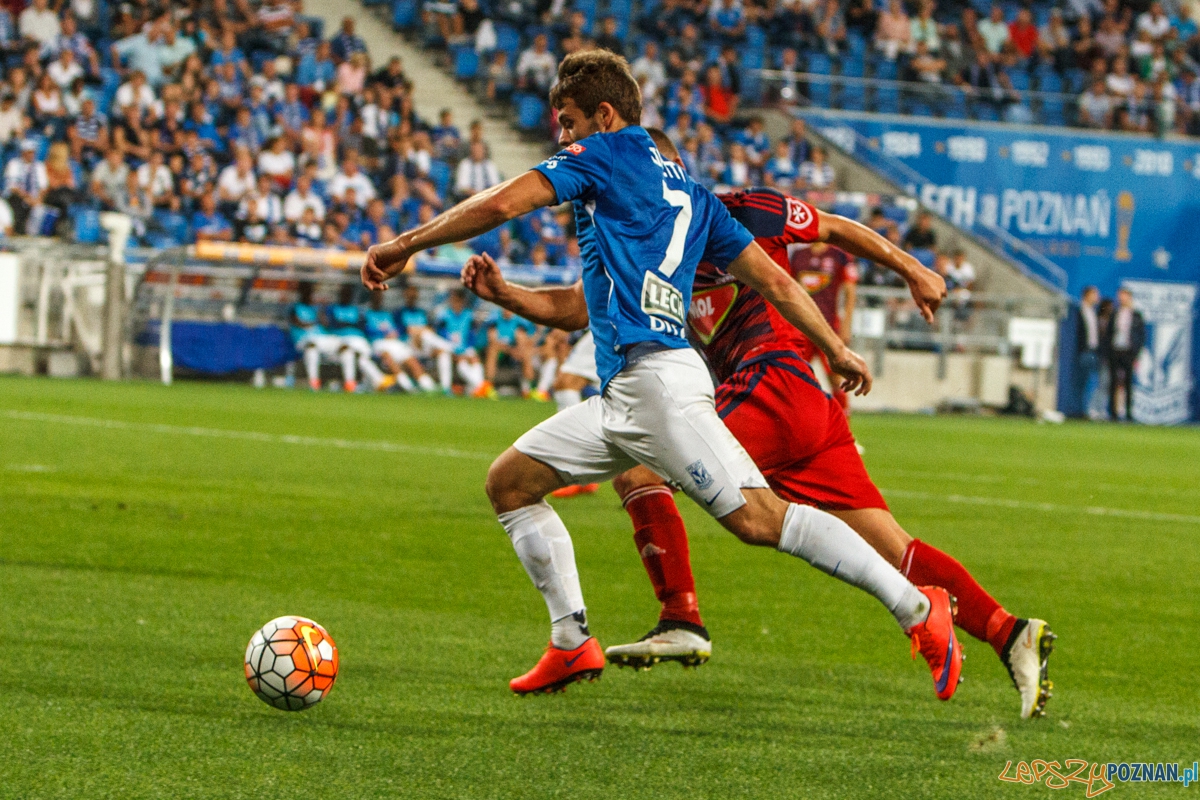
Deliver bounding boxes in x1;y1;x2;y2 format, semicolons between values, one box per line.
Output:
790;241;857;411
603;131;1055;718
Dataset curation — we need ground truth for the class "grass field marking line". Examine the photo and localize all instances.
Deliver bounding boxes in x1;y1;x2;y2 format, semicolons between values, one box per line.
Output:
875;467;1200;499
1;409;495;462
881;488;1200;525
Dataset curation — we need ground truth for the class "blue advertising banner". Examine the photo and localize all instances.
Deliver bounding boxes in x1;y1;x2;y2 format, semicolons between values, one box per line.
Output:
799;110;1198;422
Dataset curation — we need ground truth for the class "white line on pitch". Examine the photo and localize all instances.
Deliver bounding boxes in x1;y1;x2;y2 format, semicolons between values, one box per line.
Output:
9;409;1196;524
1;409;495;462
880;488;1200;526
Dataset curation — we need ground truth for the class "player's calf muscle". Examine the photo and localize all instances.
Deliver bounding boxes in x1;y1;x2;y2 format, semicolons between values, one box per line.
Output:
719;489;787;546
485;448;564;513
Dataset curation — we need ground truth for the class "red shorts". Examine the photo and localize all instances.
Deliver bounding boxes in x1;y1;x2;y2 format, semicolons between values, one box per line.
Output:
715;350;887;511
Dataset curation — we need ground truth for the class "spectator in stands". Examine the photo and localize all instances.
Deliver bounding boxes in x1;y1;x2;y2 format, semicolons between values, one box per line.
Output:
721;142;752;187
217;147;257;217
516;33;557;93
19;0;59;49
765;140;797;189
1137;2;1172;42
874;0;911;60
1106;287;1145;421
784;117;811;166
632;41;667;99
191;191;233;242
1117;80;1152;131
330;152;376;208
799;145;836;189
910;1;940;53
710;0;746;46
978;5;1011;55
0;92;24;150
902;210;937;252
89;144;127;212
1078;78;1115;127
907;41;948;98
137;150;175;211
331;16;368;61
959;49;1008;111
117;169;152;236
485;308;538;396
1040;9;1073;72
701;63;738;126
594;16;624;54
486;49;515;102
454;140;500;199
739;116;771;167
1008;8;1040;63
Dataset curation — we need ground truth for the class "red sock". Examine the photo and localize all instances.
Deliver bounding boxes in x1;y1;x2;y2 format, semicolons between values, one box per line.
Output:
623;485;703;627
902;539;1017;656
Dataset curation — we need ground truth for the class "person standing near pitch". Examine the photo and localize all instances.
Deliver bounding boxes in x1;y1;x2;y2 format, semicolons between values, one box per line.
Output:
362;50;961;699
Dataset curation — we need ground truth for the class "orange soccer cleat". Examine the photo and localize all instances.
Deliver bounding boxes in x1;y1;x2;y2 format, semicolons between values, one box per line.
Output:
550;483;601;498
906;586;964;701
509;638;605;695
472;380;498;399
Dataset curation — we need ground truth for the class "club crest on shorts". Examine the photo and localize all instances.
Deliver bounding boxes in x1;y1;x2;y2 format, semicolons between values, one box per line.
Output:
686;459;715;491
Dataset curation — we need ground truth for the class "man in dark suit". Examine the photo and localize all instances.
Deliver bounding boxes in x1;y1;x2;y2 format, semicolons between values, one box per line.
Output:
1074;285;1102;418
1106;287;1145;422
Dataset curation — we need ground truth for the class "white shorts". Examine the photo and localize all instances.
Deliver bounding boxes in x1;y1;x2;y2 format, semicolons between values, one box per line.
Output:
296;333;343;357
414;330;454;356
372;339;416;362
559;331;599;385
513;348;767;518
338;334;372;355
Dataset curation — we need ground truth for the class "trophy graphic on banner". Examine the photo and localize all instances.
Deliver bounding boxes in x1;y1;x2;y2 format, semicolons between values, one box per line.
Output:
1115;191;1135;262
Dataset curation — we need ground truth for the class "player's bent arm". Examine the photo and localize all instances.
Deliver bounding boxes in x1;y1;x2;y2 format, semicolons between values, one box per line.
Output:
462;253;590;331
817;213;946;322
727;241;873;394
363;172;558;288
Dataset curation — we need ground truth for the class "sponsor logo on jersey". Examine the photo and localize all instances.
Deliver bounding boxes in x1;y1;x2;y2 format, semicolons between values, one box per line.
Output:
798;271;833;294
688;284;739;344
565;143;586;155
641;272;686;326
786;197;814;231
686;459;715;491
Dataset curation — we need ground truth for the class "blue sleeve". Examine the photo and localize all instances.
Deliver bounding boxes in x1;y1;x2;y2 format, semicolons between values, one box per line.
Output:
530;135;613;205
697;188;754;269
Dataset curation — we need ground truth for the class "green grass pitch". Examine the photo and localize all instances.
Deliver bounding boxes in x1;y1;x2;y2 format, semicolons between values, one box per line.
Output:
1;375;1198;799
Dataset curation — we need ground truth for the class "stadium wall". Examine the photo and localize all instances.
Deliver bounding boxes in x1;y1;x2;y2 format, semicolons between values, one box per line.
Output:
800;110;1199;423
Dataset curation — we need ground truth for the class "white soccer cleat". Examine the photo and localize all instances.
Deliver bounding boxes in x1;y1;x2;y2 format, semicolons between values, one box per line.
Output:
1001;618;1056;719
604;622;712;670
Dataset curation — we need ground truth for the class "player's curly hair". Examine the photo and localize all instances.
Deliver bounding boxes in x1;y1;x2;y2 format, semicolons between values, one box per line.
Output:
548;49;642;125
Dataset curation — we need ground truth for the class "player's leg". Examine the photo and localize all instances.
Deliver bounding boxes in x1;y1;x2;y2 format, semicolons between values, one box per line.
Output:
484;338;502;385
604;466;711;668
493;399;637;693
342;335;386;390
514;329;536;396
417;331;456;392
612;350;961;699
301;342;321;390
371;340;411;392
547;333;601;496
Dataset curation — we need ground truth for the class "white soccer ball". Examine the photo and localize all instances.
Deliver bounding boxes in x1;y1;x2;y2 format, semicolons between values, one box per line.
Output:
244;616;339;711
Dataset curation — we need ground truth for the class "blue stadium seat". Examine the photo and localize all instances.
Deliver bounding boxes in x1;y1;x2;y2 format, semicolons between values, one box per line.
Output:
831;202;862;220
73;207;101;244
516;94;547;131
1039;98;1066;126
883;205;909;224
807;52;832;74
1037;69;1063;93
846;32;867;55
745;24;766;49
494;23;522;61
392;0;418;30
909;248;936;268
945;91;968;118
873;60;897;80
840;81;866;110
1008;70;1030;91
874;86;899;113
153;211;190;244
454;47;480;80
808;80;832;108
428;160;453;197
974;103;1000;121
840;55;865;77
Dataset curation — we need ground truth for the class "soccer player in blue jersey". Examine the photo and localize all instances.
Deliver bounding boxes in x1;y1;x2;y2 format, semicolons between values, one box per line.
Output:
326;284;387;392
485;308;539;396
395;281;456;392
434;288;488;397
362;50;961;698
364;291;437;393
290;281;358;392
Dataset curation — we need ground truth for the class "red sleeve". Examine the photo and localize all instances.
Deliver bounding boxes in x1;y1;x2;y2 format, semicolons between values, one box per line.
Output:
781;195;821;244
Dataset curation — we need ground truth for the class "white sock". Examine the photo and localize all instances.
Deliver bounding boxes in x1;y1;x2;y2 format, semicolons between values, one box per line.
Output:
459;359;484;392
436;351;452;390
497;501;588;648
554;388;581;412
339;349;357;385
417;373;436;391
537;358;558;394
519;376;530;395
303;346;319;382
395;371;416;392
777;504;930;631
358;353;386;388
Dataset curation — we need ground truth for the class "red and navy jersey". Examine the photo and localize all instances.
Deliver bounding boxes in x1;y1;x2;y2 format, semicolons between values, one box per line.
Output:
689;188;822;382
791;244;857;331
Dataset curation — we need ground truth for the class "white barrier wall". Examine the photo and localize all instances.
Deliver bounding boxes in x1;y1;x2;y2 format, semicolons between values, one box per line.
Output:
0;253;20;344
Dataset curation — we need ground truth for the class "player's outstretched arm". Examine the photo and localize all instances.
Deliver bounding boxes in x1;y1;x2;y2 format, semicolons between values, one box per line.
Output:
727;241;873;395
461;253;590;331
817;214;946;323
362;171;559;290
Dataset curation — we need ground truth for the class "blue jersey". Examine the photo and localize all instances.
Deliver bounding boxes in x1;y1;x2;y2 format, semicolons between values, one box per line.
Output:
290;302;325;345
327;304;365;337
436;306;477;355
532;126;753;389
490;312;536;345
363;309;400;342
397;305;430;337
